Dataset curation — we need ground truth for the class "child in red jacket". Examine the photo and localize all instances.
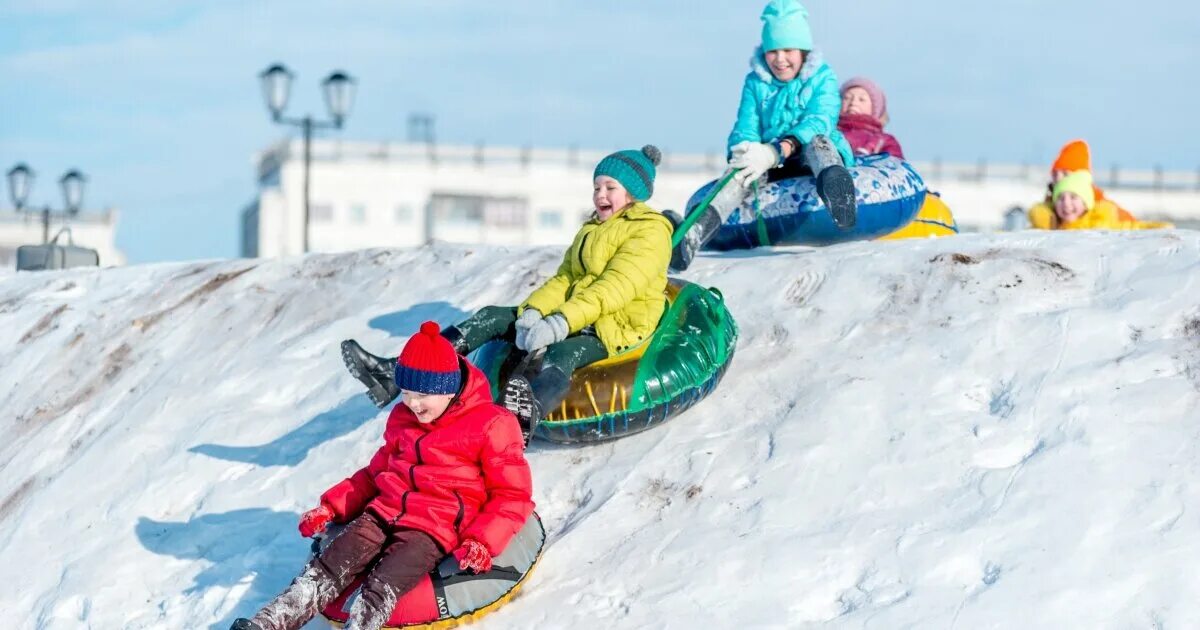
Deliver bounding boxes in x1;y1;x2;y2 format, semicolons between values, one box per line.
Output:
231;321;534;630
838;76;905;159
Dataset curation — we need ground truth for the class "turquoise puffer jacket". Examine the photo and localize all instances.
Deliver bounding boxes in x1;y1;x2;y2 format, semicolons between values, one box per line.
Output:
727;48;856;167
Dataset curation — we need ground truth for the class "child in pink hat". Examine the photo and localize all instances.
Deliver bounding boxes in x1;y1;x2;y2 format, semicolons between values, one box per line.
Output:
838;76;905;159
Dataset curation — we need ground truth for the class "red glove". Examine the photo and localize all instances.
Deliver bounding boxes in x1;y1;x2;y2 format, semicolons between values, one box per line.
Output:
453;539;492;573
298;504;335;538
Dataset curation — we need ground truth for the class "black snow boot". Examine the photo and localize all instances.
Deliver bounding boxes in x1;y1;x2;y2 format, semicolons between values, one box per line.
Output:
229;619;263;630
816;165;857;229
502;374;540;446
667;205;723;272
341;339;399;408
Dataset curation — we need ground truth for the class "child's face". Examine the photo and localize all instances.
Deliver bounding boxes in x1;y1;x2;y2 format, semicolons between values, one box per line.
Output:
593;176;632;222
841;87;873;116
764;49;804;82
1054;192;1088;224
402;390;455;423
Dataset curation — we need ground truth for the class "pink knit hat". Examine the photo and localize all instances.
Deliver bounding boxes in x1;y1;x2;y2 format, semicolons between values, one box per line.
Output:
840;76;888;122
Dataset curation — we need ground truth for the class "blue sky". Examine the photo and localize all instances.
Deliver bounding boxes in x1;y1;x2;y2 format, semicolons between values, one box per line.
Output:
2;0;1197;263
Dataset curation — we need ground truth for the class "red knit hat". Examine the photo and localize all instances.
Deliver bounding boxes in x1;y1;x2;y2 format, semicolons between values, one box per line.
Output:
394;321;462;395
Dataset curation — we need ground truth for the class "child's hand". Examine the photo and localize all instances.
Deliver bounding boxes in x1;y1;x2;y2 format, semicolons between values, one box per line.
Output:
519;314;569;352
453;539;493;573
514;309;542;350
298;504;335;538
730;141;781;187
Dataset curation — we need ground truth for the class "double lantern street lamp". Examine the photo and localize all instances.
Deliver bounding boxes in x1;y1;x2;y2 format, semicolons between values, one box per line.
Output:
258;64;356;254
6;163;87;243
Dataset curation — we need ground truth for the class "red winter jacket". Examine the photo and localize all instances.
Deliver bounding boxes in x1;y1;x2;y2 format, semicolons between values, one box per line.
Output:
837;113;905;159
320;359;534;556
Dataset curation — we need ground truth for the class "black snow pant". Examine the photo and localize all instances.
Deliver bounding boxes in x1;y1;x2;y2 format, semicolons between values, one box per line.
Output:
451;305;608;412
250;512;442;630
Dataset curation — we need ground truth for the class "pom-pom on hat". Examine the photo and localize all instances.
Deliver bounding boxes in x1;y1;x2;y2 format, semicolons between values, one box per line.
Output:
593;145;662;202
394;321;462;395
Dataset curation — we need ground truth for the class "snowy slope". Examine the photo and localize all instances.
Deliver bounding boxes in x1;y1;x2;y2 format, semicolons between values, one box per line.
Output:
3;233;1200;629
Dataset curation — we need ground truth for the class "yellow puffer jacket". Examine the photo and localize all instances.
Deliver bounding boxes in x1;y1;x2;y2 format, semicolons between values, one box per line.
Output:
1028;200;1173;231
521;203;673;356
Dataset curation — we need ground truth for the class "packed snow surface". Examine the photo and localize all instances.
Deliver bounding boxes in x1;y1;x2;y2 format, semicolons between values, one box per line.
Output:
3;232;1200;629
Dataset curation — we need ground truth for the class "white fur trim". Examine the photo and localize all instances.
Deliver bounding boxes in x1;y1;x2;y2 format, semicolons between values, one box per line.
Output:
749;47;825;83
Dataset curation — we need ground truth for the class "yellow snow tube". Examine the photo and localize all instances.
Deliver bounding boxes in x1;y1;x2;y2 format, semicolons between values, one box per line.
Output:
878;193;958;240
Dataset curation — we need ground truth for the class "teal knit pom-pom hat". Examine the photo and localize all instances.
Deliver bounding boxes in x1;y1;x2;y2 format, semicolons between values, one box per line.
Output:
761;0;812;52
593;145;662;202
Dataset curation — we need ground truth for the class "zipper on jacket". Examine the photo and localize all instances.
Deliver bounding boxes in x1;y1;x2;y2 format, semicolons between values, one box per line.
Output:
453;491;465;530
413;433;427;465
392;491;410;525
577;233;589;270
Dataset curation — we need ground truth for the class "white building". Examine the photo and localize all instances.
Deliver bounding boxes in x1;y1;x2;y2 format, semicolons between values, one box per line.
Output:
242;139;1200;258
241;140;721;258
0;209;125;268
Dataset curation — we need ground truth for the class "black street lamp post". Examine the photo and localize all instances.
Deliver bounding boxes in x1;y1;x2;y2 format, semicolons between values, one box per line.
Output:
258;63;356;254
6;163;87;243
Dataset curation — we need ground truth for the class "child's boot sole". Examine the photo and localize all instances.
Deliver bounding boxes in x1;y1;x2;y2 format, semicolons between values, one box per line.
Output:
502;375;539;446
817;166;858;229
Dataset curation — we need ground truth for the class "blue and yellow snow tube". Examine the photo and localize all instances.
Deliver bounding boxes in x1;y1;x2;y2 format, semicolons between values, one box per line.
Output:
470;279;737;444
877;192;958;240
689;154;927;249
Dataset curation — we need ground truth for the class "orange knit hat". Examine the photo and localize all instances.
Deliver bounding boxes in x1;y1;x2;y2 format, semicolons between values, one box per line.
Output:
1052;140;1092;172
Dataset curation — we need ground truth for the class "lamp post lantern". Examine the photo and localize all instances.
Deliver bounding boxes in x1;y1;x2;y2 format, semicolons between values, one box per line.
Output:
258;63;356;254
7;163;33;210
6;163;88;243
60;170;86;215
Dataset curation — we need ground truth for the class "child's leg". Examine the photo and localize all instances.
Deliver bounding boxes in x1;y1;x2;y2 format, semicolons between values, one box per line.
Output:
801;135;845;173
668;174;749;272
533;334;608;411
342;306;516;408
501;333;607;439
803;136;857;229
444;306;519;355
343;529;442;630
248;514;389;630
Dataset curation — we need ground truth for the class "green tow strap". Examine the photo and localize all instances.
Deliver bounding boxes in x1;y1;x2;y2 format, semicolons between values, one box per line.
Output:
670;169;741;249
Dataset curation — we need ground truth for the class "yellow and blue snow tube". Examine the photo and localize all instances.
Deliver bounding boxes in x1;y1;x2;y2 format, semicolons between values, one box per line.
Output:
878;192;958;240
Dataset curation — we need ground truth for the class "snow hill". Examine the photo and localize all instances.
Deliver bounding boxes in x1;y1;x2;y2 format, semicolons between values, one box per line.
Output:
3;232;1200;629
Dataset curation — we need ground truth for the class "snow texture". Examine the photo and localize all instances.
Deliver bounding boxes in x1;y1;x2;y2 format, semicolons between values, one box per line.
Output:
3;232;1200;629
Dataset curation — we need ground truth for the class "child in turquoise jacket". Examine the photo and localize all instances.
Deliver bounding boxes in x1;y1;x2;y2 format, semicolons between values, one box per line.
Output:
671;0;858;271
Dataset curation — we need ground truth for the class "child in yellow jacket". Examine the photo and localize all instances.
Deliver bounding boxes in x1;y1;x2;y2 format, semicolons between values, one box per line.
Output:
1032;171;1172;231
342;146;672;441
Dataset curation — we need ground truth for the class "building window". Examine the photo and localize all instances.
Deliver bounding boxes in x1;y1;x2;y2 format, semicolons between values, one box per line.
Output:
395;204;414;223
311;203;334;222
429;194;528;228
350;204;367;224
538;210;563;229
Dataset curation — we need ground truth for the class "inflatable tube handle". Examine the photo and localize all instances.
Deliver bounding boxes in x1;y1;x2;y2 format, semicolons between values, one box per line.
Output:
437;555;464;578
671;169;741;249
706;287;725;304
